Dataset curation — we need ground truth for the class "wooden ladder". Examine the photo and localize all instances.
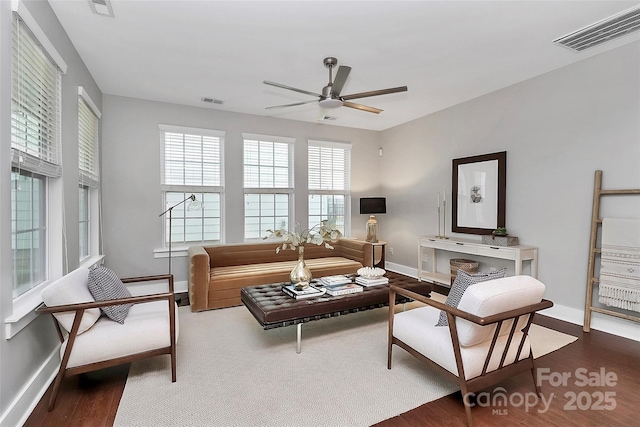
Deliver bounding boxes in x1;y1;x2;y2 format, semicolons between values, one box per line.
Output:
583;170;640;332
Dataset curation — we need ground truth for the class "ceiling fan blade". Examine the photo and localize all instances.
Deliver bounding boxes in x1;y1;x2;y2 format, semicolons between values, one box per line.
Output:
343;101;382;114
341;85;408;101
331;65;351;97
266;99;318;110
263;80;322;98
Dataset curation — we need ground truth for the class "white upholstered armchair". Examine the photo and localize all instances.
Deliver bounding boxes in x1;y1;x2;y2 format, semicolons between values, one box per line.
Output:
388;275;553;426
37;267;179;411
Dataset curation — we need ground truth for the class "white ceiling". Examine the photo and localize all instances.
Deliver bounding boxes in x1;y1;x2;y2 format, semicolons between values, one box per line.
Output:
49;0;640;131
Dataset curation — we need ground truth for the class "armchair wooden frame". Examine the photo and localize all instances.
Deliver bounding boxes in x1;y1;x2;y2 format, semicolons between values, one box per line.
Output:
36;274;177;411
388;285;553;427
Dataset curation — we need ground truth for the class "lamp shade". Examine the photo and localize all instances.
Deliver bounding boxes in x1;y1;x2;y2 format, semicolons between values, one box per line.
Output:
360;197;386;215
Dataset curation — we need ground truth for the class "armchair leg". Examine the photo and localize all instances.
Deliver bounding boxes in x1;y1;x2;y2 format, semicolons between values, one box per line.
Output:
532;365;542;396
460;383;474;427
387;343;393;370
464;403;474;427
171;345;177;382
47;368;66;411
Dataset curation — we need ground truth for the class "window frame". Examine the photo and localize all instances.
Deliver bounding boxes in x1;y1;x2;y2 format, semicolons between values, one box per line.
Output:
307;139;351;236
77;87;101;263
6;1;68;337
159;125;225;248
242;133;295;240
79;185;90;261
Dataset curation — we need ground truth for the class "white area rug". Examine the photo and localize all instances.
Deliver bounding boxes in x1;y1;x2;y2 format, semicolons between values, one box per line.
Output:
115;303;576;427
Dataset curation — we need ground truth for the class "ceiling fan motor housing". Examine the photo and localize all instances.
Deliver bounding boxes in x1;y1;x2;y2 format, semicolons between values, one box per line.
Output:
320;84;344;108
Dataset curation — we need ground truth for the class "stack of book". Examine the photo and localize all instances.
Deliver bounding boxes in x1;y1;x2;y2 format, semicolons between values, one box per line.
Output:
324;282;363;296
282;284;326;300
355;276;389;287
318;275;352;286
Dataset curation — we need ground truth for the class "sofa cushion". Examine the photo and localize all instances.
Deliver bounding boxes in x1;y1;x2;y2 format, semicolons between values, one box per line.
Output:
393;304;531;380
61;301;179;369
436;268;507;327
206;257;363;309
87;266;132;324
40;267;101;335
210;257;362;287
455;275;545;347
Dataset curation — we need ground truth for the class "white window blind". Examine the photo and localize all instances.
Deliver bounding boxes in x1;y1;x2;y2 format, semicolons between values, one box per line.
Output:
308;140;351;191
308;140;351;234
162;127;222;186
243;136;292;188
11;12;62;178
78;90;100;188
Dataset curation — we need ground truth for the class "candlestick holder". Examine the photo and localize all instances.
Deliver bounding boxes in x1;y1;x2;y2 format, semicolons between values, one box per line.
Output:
442;200;448;239
437;200;449;239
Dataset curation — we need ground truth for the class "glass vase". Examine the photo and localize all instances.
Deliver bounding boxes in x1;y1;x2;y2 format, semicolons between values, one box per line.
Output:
290;246;312;284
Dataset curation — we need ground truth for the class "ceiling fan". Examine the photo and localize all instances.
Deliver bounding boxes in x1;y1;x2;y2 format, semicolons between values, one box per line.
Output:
264;57;407;114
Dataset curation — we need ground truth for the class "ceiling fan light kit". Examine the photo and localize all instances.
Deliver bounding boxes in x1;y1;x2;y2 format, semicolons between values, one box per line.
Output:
319;98;343;109
264;57;407;116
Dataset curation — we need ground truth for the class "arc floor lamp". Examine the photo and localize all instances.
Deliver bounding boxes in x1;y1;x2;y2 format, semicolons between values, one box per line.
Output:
159;194;201;274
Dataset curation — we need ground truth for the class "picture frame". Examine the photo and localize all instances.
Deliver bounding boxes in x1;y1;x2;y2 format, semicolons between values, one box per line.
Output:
452;151;506;235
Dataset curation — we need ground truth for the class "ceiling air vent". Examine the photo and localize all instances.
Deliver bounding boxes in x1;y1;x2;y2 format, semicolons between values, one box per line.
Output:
88;0;114;18
201;97;224;105
553;6;640;52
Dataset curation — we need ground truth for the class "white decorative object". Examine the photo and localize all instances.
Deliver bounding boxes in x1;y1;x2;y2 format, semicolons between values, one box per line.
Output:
357;266;386;279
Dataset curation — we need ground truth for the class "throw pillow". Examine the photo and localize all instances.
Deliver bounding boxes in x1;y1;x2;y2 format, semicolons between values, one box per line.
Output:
87;265;133;324
435;268;507;327
40;267;101;335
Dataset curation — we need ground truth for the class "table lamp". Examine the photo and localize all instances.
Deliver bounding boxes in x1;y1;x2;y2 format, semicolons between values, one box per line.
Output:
360;197;386;243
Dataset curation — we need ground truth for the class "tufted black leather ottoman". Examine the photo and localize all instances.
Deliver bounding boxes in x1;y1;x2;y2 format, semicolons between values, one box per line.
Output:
241;271;432;352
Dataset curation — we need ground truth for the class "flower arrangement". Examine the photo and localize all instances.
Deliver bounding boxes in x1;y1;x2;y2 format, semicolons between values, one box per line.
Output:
264;220;343;253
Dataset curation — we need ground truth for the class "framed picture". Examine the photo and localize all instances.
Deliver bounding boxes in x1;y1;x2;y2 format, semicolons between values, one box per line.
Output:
452;151;506;235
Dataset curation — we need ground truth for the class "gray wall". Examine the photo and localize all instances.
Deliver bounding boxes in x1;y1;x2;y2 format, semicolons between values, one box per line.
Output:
0;1;102;424
1;4;638;423
379;41;640;337
100;96;382;281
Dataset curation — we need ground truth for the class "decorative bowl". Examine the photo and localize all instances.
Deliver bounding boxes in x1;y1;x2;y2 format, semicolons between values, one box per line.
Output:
357;267;386;279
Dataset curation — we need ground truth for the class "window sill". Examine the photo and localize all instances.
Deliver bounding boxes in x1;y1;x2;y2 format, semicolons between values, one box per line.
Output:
79;254;106;270
4;255;105;339
153;245;191;259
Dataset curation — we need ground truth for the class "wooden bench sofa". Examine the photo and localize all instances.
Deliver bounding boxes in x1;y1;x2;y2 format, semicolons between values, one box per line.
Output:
188;238;373;311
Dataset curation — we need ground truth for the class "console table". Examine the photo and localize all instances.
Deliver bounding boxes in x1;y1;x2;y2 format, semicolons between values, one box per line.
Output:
418;236;538;287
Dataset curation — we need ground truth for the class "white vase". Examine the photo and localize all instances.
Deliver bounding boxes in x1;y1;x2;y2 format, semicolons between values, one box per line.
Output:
290;246;312;284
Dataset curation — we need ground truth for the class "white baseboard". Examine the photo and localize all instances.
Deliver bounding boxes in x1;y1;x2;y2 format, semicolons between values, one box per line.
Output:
385;261;417;279
541;303;639;342
384;262;639;342
0;347;59;427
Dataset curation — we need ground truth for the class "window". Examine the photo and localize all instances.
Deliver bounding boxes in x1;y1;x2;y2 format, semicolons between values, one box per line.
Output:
78;88;101;261
10;10;64;298
243;134;294;239
79;185;90;260
11;170;46;298
308;140;351;235
160;125;224;245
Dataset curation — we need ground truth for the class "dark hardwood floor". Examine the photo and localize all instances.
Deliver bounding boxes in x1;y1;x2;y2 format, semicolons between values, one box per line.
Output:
25;312;639;427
